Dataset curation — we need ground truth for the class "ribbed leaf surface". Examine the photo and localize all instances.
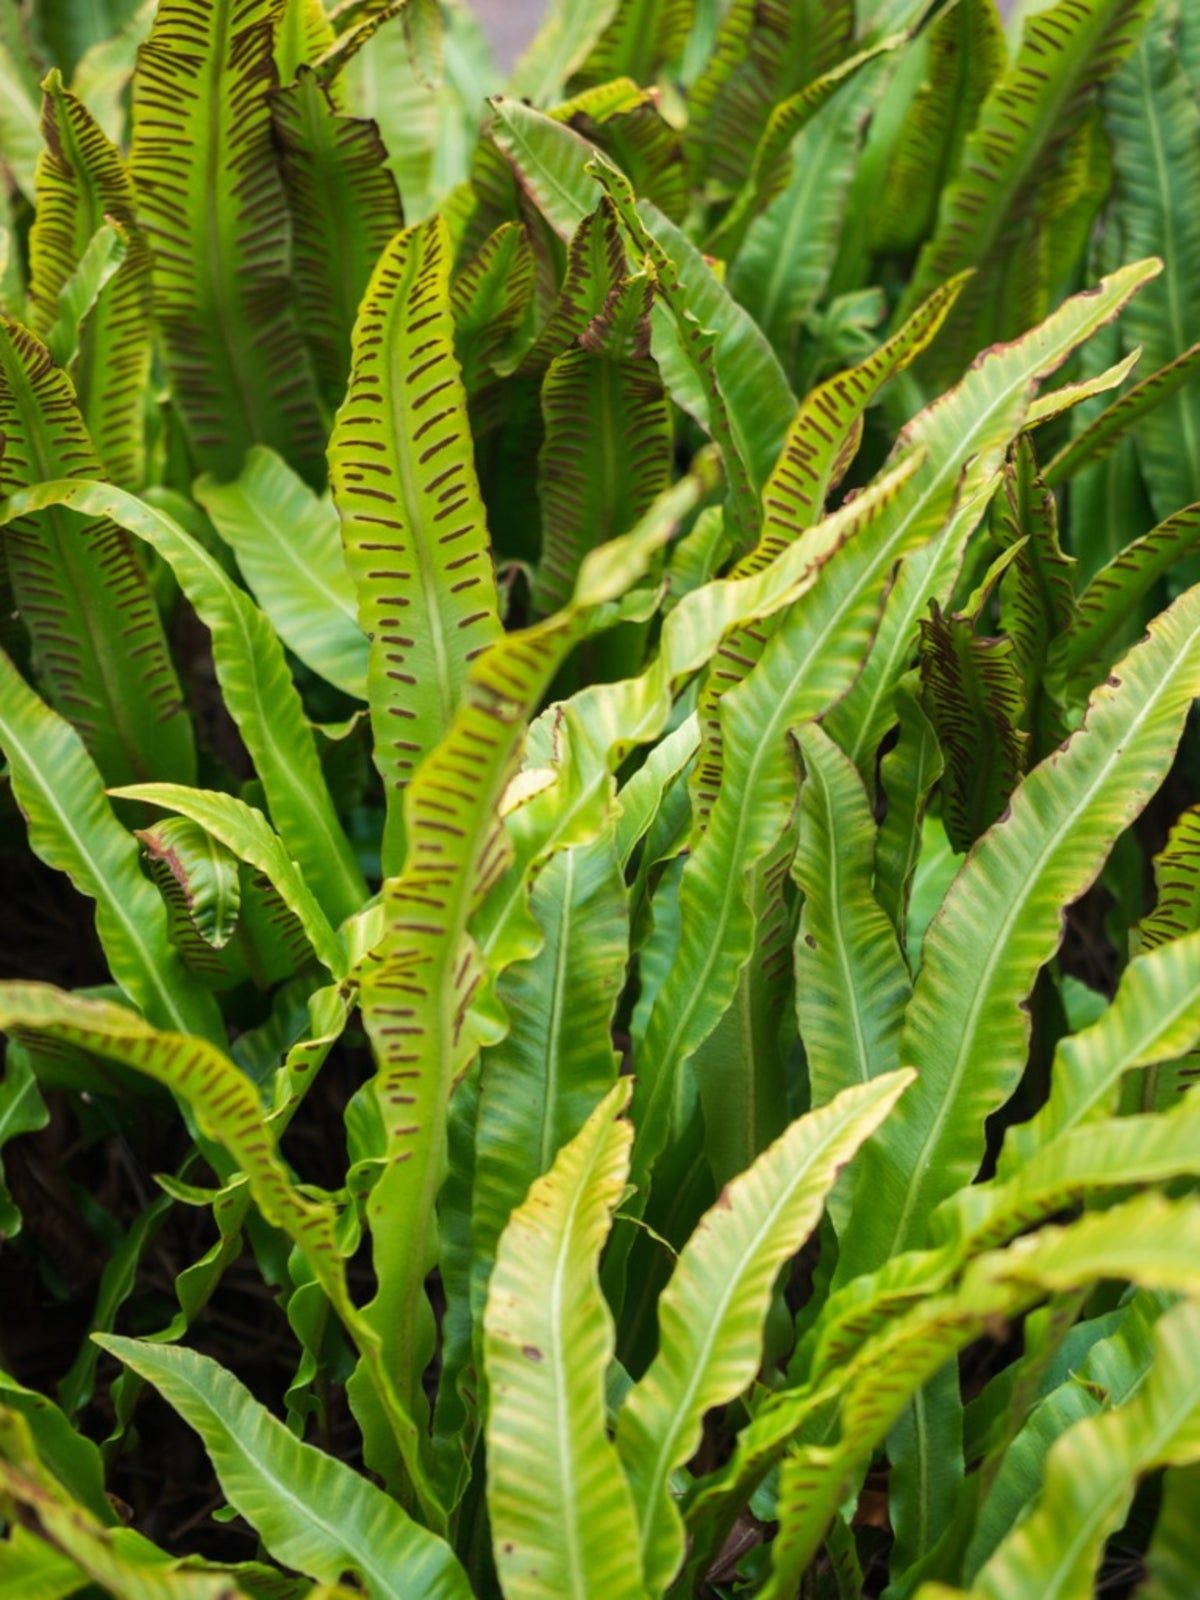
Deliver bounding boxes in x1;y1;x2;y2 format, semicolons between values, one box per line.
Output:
839;577;1200;1281
131;0;323;480
96;1339;471;1600
330;215;501;874
0;322;193;788
484;1083;643;1600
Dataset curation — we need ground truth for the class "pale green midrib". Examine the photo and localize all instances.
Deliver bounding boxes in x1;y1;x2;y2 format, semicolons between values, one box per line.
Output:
886;614;1200;1259
1136;40;1200;496
1037;975;1200;1146
202;0;276;453
754;104;845;338
389;271;457;736
1;714;193;1036
152;1364;415;1598
632;1111;857;1574
539;851;575;1172
5;347;153;780
1034;1369;1200;1596
647;331;1034;1092
233;490;360;628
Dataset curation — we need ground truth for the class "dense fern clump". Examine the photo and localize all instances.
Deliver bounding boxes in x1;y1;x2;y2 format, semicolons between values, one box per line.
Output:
3;0;1200;1594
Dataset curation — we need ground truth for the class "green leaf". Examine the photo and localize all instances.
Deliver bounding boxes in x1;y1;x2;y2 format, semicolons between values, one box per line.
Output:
0;321;194;788
1104;2;1200;520
823;260;1159;778
451;221;535;401
130;0;324;481
42;222;127;373
793;720;912;1128
112;783;345;979
484;1081;643;1600
0;1368;112;1523
196;447;368;700
29;70;152;487
533;281;671;614
874;0;1007;255
900;0;1153;376
329;214;501;875
616;1071;913;1595
472;832;628;1332
1055;503;1200;693
0;653;219;1038
683;0;854;197
355;470;706;1480
729;59;888;361
134;814;241;950
506;0;622;105
0;1048;47;1239
273;0;336;82
1043;339;1200;488
573;0;692;90
838;576;1200;1282
632;266;1154;1238
917;602;1028;852
3;479;367;926
271;65;404;409
875;673;944;939
1141;1463;1200;1600
939;1300;1200;1598
998;925;1200;1172
95;1339;472;1600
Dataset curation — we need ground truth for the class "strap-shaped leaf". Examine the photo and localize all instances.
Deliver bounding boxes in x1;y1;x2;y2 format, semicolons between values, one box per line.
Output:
998;925;1200;1173
330;214;501;875
874;0;1006;256
0;18;40;201
130;0;323;481
137;814;241;950
3;480;367;926
1043;339;1200;488
1138;804;1200;951
29;70;151;488
196;447;368;700
1056;502;1200;690
0;1048;47;1239
273;0;336;81
708;38;903;262
472;832;627;1327
632;266;1154;1227
484;1081;642;1600
485;105;795;499
271;65;403;409
505;0;622;105
356;471;704;1458
0;980;430;1516
875;674;944;940
683;0;854;196
0;651;218;1039
450;221;535;402
917;602;1028;852
901;0;1153;334
616;1071;913;1596
572;0;691;88
0;321;193;788
689;275;966;830
1104;3;1200;520
763;1198;1200;1594
729;60;888;360
533;284;671;613
0;1414;245;1600
838;577;1200;1282
792;725;912;1128
96;1339;472;1600
113;783;345;979
823;259;1160;776
941;1300;1200;1599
